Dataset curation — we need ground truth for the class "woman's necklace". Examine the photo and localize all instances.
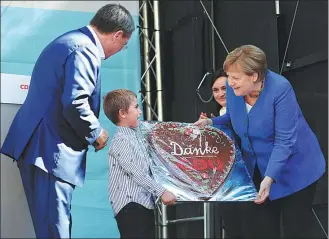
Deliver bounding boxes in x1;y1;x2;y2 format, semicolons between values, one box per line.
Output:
249;80;264;99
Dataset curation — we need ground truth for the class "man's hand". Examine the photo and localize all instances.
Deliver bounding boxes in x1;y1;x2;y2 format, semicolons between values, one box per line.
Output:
161;190;176;205
254;176;274;204
93;129;109;152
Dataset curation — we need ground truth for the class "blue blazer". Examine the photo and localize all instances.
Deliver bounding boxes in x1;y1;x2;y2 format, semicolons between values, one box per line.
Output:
1;27;102;187
212;70;325;200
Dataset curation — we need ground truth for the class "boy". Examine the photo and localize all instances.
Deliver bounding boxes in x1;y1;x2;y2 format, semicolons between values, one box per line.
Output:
103;89;176;238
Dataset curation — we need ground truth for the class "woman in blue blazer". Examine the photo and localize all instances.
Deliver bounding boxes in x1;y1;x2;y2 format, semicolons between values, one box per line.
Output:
195;45;326;238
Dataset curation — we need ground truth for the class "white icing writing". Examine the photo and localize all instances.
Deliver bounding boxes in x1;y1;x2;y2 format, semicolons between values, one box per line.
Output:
170;139;219;156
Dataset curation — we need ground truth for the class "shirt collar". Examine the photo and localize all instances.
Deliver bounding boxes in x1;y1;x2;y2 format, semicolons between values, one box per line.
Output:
87;25;105;60
219;107;227;116
116;126;138;136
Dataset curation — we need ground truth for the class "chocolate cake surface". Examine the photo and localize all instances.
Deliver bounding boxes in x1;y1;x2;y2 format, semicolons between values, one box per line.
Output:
147;122;235;199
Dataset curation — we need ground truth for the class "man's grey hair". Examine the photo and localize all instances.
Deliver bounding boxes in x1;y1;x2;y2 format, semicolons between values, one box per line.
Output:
90;4;135;36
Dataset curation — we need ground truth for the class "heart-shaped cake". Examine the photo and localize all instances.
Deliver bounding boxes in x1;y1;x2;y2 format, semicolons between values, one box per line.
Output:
146;122;235;200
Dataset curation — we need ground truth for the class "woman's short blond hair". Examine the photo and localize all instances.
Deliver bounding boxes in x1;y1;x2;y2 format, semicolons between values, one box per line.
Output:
223;45;267;82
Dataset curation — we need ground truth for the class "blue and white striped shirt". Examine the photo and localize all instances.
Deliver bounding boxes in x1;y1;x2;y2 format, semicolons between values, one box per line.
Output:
108;126;165;215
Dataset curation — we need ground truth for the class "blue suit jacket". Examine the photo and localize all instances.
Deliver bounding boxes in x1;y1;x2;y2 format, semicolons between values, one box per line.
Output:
1;27;102;187
212;70;325;200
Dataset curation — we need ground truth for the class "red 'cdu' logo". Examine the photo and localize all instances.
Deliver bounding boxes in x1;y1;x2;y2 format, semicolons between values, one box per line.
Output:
20;84;29;90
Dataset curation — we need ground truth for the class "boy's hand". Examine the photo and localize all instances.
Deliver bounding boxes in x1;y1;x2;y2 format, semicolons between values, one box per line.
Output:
161;190;176;205
93;129;109;152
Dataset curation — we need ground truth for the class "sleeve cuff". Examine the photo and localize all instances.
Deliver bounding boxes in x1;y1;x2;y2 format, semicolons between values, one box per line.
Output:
87;127;102;145
264;170;278;183
153;184;166;198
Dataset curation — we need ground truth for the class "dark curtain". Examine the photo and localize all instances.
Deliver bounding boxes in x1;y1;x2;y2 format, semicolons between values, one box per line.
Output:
277;2;328;236
159;1;327;238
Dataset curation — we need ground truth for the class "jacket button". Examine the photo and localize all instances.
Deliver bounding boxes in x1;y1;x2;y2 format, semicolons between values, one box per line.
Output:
244;133;248;137
245;119;248;124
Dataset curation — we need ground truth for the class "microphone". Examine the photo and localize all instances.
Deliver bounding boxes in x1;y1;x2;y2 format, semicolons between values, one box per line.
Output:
275;0;280;15
196;72;214;103
196;72;213;92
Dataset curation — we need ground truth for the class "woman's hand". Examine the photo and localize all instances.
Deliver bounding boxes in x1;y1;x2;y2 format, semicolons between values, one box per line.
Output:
254;176;274;204
199;112;216;120
199;112;208;119
193;118;211;126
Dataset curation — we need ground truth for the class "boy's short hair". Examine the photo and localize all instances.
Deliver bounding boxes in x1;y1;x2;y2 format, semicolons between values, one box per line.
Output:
103;89;137;124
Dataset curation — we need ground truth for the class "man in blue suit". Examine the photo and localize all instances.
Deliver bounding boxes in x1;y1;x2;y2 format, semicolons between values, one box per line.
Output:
0;4;135;238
